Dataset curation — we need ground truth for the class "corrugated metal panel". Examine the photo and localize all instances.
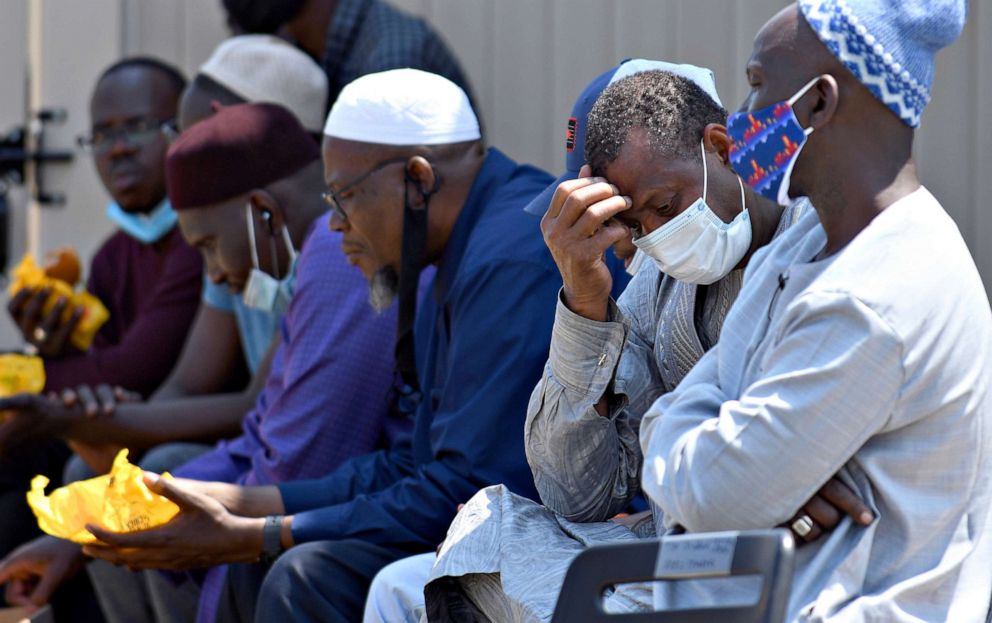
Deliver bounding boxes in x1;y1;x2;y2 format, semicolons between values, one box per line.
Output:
397;1;991;297
122;0;990;295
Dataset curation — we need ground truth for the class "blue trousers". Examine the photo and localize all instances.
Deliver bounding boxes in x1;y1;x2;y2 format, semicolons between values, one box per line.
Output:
220;540;411;623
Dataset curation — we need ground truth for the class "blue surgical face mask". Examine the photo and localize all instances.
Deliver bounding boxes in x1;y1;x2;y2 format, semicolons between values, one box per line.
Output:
105;200;177;243
242;203;297;313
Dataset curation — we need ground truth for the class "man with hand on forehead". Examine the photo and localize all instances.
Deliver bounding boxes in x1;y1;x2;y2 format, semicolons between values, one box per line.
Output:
397;62;870;622
68;69;562;623
0;103;398;623
640;0;991;619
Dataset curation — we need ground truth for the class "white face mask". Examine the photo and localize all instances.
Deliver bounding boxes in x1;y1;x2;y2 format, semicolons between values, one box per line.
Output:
625;249;648;277
242;203;298;313
632;140;751;285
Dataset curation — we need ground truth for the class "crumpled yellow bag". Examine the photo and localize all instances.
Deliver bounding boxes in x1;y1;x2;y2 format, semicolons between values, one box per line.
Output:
0;354;45;397
0;354;45;424
26;449;179;544
8;254;109;351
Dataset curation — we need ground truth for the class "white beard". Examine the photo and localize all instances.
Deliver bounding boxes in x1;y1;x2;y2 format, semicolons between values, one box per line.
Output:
368;266;399;313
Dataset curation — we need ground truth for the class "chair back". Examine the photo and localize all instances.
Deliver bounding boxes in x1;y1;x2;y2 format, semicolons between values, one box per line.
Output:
551;529;795;623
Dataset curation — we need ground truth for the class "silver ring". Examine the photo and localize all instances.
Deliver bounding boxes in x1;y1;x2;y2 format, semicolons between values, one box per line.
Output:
32;327;48;343
791;514;814;538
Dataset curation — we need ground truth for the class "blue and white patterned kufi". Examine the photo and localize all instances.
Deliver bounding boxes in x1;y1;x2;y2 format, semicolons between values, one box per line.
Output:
798;0;967;127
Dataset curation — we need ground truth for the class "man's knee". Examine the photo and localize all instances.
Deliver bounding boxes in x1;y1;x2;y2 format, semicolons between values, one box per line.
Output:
62;454;96;484
258;542;335;608
365;553;435;623
257;540;405;623
138;442;210;473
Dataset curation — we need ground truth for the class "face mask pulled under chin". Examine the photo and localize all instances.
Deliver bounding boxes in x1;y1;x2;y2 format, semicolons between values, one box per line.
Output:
631;140;752;285
242;203;298;313
105;200;177;244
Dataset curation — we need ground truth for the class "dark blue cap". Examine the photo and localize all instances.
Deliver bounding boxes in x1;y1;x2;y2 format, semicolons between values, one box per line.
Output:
524;59;723;216
523;65;618;216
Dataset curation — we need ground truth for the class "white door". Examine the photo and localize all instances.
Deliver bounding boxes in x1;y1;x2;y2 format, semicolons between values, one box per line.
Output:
0;0;122;345
0;0;228;346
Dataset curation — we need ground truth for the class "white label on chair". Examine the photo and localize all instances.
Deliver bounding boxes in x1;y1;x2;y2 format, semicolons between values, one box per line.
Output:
655;533;737;578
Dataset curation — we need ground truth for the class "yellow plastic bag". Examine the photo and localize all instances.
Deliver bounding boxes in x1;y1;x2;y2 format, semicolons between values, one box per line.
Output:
0;354;45;423
8;254;110;351
26;450;179;544
0;354;45;397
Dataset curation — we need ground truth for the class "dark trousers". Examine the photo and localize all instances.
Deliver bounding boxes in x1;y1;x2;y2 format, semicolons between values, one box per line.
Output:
0;439;104;623
219;540;411;623
0;438;70;557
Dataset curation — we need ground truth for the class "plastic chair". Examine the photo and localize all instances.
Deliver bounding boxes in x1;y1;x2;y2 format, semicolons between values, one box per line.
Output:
552;529;795;623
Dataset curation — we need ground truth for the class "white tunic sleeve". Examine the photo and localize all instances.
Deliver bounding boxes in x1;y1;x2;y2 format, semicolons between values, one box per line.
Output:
640;290;904;532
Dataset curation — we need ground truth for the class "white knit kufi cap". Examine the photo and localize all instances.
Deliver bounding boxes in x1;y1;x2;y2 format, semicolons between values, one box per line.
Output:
199;35;329;134
323;68;481;145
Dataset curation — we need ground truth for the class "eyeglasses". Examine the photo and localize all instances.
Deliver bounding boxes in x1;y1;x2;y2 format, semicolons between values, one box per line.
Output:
322;157;409;222
77;118;175;155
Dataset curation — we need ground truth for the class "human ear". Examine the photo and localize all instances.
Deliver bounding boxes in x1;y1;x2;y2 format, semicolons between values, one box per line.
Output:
804;74;839;131
406;156;438;199
247;189;286;235
702;124;734;165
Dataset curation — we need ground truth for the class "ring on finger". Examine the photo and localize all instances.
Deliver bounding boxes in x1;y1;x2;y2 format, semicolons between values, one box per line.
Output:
32;326;48;343
791;514;815;539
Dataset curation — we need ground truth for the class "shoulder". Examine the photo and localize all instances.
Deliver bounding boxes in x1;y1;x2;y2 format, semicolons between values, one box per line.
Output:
87;231;132;287
745;204;824;283
90;230;131;264
816;189;966;299
811;187;986;334
364;0;431;37
294;214;360;289
159;227;202;267
356;1;432;60
459;167;557;280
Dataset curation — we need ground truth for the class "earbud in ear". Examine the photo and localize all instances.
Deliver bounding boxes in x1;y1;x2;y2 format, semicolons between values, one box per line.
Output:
261;210;275;234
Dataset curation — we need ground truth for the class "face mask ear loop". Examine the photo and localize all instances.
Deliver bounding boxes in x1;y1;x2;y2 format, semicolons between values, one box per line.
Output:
787;75;825;138
787;75;824;106
280;225;298;266
737;174;747;215
700;139;709;203
245;203;261;270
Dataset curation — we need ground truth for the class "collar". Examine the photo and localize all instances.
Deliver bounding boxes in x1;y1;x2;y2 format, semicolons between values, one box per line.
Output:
433;148;516;300
323;0;374;98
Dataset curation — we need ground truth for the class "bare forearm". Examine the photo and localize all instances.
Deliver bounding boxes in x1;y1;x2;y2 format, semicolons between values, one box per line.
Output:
64;391;254;448
186;480;284;517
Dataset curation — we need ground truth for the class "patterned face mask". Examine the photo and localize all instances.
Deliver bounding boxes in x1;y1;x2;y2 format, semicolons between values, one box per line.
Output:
727;75;823;207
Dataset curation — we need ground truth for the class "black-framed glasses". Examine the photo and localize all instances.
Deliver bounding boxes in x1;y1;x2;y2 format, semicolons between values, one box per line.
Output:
77;117;175;155
322;157;408;221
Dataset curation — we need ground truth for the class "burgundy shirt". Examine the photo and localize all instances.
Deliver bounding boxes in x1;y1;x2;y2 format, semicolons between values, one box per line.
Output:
43;226;202;397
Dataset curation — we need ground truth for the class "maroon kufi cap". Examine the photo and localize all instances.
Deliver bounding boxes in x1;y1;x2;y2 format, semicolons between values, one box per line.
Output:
166;102;319;209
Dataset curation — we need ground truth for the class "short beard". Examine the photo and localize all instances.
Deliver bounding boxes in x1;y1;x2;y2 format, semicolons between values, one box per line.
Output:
368;266;399;313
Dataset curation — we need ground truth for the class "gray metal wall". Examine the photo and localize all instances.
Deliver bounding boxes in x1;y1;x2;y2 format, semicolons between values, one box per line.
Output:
15;0;992;299
386;0;992;298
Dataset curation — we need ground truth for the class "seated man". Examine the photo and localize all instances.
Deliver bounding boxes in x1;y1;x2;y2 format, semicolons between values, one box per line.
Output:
640;1;990;620
61;68;567;623
0;103;398;622
8;57;202;397
368;63;867;622
61;32;332;480
0;57;202;560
